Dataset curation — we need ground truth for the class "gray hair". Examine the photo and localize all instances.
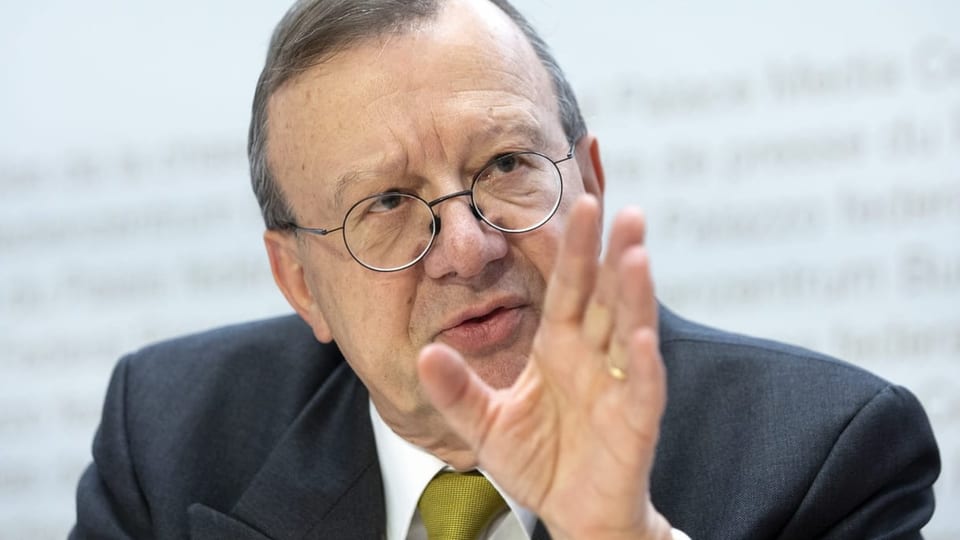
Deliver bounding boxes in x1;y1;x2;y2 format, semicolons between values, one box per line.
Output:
248;0;587;230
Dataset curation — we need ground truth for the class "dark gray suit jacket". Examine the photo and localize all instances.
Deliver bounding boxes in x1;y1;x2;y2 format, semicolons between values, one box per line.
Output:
71;307;940;539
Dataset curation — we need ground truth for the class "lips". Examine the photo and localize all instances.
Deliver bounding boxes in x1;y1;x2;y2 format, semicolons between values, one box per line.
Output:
437;300;527;354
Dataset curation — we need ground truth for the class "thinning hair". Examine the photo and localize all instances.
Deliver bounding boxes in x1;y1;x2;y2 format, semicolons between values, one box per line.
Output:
248;0;587;230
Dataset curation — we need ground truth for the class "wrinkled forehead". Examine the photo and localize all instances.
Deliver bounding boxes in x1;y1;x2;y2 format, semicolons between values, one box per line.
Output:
262;0;561;210
265;0;558;144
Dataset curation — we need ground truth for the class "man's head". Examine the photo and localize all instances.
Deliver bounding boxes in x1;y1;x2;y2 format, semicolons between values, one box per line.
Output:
249;0;587;231
254;0;605;458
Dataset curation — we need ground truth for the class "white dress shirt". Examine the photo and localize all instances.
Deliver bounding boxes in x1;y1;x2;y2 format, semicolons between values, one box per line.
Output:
370;401;535;540
369;400;689;540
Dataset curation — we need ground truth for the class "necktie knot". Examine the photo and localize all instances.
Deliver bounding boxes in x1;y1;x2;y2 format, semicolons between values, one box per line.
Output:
417;471;508;540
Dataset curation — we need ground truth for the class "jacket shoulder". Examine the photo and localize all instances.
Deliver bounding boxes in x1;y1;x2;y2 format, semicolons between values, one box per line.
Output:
130;314;326;370
658;305;888;395
123;314;337;399
653;306;939;538
116;316;345;505
74;315;356;538
119;313;343;436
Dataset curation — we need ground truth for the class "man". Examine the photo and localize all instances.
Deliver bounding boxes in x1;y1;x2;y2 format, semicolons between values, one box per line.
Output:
71;0;940;538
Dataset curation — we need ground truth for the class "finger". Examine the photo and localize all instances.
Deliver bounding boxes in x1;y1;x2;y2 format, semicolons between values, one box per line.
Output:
418;343;497;449
607;244;657;375
625;327;666;436
590;327;664;483
620;245;657;330
542;195;602;324
582;208;646;350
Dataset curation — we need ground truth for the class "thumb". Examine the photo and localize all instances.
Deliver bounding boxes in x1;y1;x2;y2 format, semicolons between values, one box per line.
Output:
418;343;496;449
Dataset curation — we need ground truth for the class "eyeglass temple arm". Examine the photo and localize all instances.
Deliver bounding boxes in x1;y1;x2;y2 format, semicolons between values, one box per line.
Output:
291;224;342;236
556;141;576;164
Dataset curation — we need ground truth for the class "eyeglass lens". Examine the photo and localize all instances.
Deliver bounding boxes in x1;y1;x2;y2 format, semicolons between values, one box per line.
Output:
343;152;562;271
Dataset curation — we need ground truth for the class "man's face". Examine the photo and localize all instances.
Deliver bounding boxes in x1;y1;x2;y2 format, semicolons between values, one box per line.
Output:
264;0;603;444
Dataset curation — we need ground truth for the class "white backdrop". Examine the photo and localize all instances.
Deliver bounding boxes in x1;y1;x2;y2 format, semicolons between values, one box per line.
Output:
1;1;957;538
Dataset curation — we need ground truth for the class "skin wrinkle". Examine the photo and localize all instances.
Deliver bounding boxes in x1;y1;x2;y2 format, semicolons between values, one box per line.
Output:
375;32;396;60
328;115;550;221
428;109;452;183
505;368;559;508
258;4;682;537
265;0;597;467
272;28;555;221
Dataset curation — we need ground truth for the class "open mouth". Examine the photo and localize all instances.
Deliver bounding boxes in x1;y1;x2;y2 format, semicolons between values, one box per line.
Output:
439;305;524;354
463;307;508;325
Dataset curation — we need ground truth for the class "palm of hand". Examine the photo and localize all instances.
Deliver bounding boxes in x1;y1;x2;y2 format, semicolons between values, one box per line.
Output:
419;195;670;540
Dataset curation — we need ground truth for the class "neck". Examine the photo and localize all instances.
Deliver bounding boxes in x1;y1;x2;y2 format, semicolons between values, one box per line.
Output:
372;398;479;470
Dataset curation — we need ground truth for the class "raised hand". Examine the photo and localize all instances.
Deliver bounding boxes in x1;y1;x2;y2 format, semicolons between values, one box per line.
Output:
418;194;672;540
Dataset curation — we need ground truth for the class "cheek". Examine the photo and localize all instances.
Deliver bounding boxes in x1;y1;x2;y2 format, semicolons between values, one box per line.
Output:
558;181;586;215
311;265;421;361
322;276;417;340
314;273;425;398
514;220;565;281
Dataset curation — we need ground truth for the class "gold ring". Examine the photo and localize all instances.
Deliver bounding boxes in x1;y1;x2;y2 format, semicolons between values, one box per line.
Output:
608;365;627;381
607;342;628;381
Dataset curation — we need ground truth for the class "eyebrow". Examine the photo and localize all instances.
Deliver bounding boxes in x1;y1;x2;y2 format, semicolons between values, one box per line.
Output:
476;121;549;152
332;159;407;212
330;122;553;210
333;170;362;211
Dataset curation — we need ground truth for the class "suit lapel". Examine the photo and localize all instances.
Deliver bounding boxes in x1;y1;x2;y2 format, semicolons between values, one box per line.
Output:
199;360;386;540
188;503;273;540
188;307;688;539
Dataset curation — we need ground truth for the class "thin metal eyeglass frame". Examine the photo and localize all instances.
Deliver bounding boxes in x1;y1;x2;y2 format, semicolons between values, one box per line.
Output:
287;142;576;272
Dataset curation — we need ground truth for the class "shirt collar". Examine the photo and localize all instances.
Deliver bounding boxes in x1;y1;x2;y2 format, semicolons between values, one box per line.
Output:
369;399;537;540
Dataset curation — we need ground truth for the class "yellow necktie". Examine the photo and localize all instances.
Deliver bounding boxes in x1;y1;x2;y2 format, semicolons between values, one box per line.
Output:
417;471;508;540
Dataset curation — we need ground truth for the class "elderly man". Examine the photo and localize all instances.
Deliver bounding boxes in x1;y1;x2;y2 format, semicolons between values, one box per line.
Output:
71;0;939;539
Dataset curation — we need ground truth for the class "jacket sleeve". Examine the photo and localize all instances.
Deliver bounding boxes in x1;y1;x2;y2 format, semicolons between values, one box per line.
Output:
779;384;940;539
70;356;154;539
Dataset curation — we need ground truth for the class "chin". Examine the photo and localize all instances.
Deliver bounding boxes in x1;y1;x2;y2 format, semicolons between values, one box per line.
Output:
469;351;529;390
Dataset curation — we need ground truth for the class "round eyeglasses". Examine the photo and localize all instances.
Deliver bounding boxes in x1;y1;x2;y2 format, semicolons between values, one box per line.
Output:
285;145;574;272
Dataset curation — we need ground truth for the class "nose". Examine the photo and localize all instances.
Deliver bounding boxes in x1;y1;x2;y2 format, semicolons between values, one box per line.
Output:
422;194;509;279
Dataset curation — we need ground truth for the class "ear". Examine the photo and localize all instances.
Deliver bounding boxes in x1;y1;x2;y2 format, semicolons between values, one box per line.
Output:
576;132;606;202
263;230;333;343
576;133;606;224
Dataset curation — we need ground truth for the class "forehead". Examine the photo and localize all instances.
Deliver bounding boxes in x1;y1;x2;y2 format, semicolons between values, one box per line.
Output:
264;0;560;206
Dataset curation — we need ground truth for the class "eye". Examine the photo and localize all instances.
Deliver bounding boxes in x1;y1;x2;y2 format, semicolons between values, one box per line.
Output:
347;192;408;221
478;153;532;183
492;153;521;174
367;193;406;213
